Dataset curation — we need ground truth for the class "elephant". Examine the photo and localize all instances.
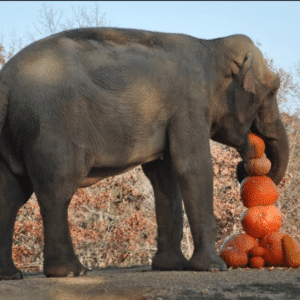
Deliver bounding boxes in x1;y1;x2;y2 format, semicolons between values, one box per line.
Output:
0;27;289;279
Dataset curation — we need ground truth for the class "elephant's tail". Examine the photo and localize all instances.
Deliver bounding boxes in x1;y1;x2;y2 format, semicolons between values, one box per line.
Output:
0;78;9;135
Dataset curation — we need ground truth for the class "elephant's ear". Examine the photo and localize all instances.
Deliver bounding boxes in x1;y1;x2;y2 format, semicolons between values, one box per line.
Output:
243;69;255;94
235;56;256;124
241;53;256;94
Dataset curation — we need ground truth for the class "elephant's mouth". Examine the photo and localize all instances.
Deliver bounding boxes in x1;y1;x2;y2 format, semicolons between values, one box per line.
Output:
250;120;262;138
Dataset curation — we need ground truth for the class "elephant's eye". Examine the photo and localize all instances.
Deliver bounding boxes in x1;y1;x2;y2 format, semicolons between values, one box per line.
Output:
268;91;275;98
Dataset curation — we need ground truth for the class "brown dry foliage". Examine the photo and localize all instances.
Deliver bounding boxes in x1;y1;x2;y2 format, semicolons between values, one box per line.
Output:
12;115;300;273
0;45;5;67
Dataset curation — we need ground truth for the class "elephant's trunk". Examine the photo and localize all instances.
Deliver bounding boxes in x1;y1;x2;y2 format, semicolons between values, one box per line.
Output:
251;118;289;185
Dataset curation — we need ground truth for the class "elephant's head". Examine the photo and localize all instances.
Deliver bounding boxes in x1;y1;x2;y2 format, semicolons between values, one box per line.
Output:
210;34;289;185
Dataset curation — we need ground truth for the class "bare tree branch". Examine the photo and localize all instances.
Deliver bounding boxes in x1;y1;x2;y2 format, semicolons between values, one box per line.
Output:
93;1;107;26
263;56;299;115
0;33;5;67
27;2;108;41
70;1;106;28
35;3;64;36
7;28;23;60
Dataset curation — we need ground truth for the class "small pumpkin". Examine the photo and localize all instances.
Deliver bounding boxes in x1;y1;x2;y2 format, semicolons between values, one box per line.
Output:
282;235;300;268
241;205;282;239
244;154;272;176
250;256;265;268
249;246;266;257
240;176;279;208
260;232;286;267
249;133;265;159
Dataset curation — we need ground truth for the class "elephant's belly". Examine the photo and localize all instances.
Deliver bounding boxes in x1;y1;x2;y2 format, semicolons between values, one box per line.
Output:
79;151;163;188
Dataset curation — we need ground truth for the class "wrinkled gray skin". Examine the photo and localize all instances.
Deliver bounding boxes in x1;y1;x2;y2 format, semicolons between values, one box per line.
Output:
0;28;289;279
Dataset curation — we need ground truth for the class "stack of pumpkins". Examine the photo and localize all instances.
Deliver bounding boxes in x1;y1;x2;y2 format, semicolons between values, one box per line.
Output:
220;133;300;269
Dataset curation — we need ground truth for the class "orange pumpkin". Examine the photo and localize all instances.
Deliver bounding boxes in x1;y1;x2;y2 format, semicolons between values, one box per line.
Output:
220;233;259;253
249;246;266;257
220;249;248;268
249;133;265;159
240;176;279;208
219;233;259;268
282;235;300;268
250;256;265;268
260;232;286;267
245;154;272;176
241;205;282;239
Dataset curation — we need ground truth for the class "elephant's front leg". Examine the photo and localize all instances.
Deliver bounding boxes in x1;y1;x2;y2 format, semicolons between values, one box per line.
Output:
142;156;189;271
169;118;227;271
177;162;227;271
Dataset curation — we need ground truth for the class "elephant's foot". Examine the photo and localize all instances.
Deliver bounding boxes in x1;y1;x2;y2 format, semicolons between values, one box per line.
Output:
0;266;23;280
152;251;189;271
188;251;227;271
44;255;88;277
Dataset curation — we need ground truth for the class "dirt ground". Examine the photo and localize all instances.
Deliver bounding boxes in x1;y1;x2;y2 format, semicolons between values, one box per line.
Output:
1;266;300;300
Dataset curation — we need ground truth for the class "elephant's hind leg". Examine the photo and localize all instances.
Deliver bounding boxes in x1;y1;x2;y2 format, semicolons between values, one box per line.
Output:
142;155;189;271
33;180;88;277
27;137;88;277
0;160;33;280
37;193;88;278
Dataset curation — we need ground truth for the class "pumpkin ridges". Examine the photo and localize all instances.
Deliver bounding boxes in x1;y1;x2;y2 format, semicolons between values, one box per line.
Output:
241;205;282;239
260;232;286;267
220;249;248;268
282;235;300;268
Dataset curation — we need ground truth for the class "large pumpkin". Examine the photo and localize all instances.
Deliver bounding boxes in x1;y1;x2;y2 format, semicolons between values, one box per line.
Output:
260;232;286;267
282;235;300;268
219;233;259;268
220;233;259;253
240;176;279;208
241;205;282;239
